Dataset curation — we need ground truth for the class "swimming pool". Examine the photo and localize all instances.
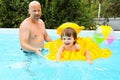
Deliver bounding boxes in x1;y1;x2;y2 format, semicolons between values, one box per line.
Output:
0;28;120;80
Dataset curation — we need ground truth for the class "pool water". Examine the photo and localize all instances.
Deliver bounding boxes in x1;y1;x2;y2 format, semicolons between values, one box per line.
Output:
0;29;120;80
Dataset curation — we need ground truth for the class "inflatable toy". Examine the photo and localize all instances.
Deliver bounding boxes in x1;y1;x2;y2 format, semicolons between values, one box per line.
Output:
57;22;84;35
94;25;115;45
44;23;112;61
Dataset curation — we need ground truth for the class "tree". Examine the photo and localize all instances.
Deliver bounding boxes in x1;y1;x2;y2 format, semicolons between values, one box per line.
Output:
0;0;29;28
41;0;95;29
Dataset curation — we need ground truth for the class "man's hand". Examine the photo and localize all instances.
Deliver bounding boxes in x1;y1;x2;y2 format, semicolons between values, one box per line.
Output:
35;48;43;57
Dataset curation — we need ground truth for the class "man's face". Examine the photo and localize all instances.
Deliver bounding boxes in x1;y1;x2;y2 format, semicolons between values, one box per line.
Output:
29;5;41;20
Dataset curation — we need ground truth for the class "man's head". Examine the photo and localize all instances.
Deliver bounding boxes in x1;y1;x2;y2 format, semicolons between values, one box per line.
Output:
28;1;42;20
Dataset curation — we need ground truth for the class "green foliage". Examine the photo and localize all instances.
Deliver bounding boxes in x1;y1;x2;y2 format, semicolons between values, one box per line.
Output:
0;0;29;28
0;0;119;29
104;0;120;17
92;0;120;18
41;0;95;29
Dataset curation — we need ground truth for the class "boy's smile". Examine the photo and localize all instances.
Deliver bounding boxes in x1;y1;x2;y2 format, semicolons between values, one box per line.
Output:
62;36;75;47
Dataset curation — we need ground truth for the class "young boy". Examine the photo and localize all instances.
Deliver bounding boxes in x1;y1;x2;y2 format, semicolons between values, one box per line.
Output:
56;27;92;63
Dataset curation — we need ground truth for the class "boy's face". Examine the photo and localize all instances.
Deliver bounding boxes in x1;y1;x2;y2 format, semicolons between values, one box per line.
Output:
62;36;75;47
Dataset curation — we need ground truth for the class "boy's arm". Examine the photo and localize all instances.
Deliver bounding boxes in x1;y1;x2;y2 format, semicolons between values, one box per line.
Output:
75;44;80;50
56;45;64;61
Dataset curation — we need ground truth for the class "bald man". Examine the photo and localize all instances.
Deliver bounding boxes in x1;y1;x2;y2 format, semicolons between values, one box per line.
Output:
19;1;52;57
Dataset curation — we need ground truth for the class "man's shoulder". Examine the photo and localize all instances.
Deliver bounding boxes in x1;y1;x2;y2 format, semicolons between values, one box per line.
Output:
39;19;44;23
21;18;29;24
20;18;30;26
20;18;30;29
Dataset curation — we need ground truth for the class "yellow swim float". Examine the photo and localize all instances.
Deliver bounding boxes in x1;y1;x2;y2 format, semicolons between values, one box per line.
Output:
44;22;112;61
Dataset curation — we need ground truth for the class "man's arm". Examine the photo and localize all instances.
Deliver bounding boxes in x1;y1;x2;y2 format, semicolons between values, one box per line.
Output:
40;19;53;42
19;23;35;51
44;30;53;42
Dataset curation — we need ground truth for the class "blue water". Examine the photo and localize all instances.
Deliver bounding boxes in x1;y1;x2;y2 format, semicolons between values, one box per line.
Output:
0;29;120;80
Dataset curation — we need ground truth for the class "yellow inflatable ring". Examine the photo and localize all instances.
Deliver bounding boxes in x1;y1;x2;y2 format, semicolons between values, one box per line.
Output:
57;22;84;35
44;23;112;61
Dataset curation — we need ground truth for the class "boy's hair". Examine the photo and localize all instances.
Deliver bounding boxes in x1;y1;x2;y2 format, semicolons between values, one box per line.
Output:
61;27;77;45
